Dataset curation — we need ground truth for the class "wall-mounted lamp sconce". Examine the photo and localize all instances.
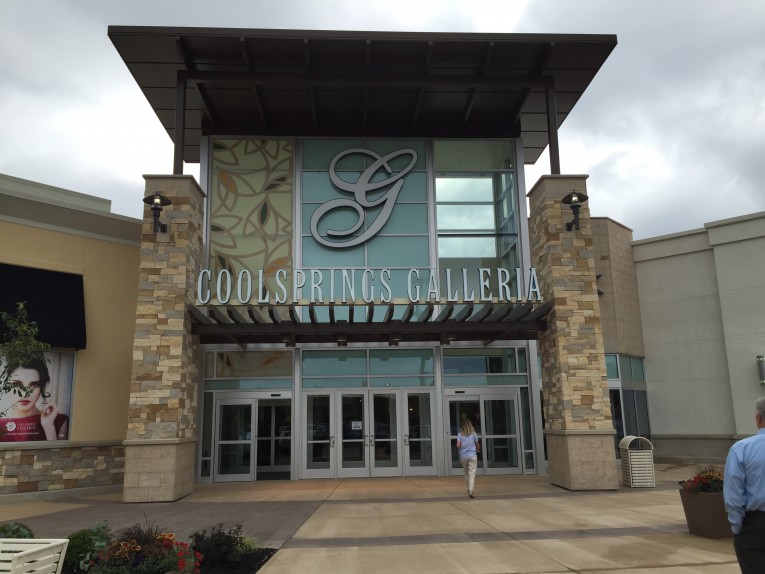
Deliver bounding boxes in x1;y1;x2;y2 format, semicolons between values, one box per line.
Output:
758;355;765;385
561;191;589;231
142;192;172;233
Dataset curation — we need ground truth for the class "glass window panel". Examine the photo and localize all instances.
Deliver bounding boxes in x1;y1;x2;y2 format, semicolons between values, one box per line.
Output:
520;387;532;451
623;390;638;436
302;350;367;376
302;237;366;267
218;444;251;475
635;390;651;438
257;404;273;437
302;139;365;169
408;440;433;467
366;203;429;234
443;374;528;386
306;395;330;441
214;351;293;378
434;140;514;171
610;389;625;448
517;348;527;373
485;438;518;468
483;399;516;435
307;443;330;469
437;236;497;259
369;376;434;387
302;202;363;236
219;405;252;441
619;355;632;382
524;452;535;470
367;236;430;267
435;177;494;202
364;140;426;170
202;391;214;460
437;205;496;231
256;439;272;466
205;379;292;391
302;171;355;202
370;349;434;375
443;349;522;374
397;171;427;202
302;377;367;389
408;394;432;439
605;355;620;379
631;357;645;382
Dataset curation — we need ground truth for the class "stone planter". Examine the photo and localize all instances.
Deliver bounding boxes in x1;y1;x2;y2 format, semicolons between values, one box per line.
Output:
678;489;733;539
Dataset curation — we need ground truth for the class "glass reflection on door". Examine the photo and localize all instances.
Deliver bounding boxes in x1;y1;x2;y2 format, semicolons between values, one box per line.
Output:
372;394;397;468
483;398;519;469
407;393;433;467
217;403;254;477
449;400;483;469
341;394;366;469
306;395;331;469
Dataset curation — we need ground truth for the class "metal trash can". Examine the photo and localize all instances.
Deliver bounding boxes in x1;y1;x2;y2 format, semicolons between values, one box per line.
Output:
619;435;655;487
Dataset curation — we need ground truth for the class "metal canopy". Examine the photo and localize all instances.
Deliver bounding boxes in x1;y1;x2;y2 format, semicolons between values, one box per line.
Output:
188;300;552;347
108;26;616;170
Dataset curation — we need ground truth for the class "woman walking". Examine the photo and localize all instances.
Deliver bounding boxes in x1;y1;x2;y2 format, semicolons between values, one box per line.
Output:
457;418;480;497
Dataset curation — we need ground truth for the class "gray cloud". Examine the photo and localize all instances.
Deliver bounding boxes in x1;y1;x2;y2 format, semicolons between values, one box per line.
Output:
1;0;763;240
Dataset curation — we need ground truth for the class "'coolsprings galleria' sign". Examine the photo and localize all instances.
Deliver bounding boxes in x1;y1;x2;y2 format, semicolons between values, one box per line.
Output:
199;147;541;305
197;267;542;305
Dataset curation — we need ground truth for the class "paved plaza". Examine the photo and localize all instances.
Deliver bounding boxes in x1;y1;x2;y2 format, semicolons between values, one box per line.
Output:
0;463;738;573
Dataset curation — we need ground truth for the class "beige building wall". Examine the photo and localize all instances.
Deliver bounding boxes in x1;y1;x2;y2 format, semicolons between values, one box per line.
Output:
0;187;140;443
631;213;765;459
591;218;644;357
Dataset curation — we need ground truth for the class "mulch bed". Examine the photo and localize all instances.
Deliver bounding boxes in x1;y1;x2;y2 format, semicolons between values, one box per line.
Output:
202;548;277;573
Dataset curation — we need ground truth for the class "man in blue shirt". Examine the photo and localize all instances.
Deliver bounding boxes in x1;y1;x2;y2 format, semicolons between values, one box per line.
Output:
724;396;765;573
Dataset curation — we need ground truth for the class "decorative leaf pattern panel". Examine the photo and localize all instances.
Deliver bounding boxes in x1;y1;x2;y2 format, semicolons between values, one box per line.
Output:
210;139;293;301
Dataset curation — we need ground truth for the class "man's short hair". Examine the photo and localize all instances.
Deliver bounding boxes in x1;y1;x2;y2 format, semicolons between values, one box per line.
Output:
756;396;765;419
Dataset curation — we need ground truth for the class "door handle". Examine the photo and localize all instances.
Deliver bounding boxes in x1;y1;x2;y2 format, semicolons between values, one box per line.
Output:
370;435;375;446
330;436;335;447
365;434;369;447
404;434;409;446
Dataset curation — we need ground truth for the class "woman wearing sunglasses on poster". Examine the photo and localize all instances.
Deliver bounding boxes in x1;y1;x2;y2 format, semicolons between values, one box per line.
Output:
0;359;69;442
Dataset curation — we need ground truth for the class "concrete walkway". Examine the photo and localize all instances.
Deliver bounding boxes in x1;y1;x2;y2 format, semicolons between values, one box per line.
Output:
0;464;738;573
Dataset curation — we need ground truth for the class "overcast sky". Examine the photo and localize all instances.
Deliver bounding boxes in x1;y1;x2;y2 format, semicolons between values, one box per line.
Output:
1;0;763;239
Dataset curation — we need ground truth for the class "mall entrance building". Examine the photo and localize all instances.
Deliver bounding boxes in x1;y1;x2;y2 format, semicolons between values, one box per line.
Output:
194;137;546;483
105;27;619;500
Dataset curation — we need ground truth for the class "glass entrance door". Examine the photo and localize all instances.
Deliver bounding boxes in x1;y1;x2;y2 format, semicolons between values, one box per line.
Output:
214;399;256;481
337;391;403;478
256;399;292;479
303;393;334;479
482;397;521;475
302;389;428;478
338;393;368;477
403;391;436;475
448;399;483;474
447;392;522;476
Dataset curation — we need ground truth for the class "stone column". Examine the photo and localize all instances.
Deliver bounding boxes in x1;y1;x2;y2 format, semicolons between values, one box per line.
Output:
123;175;205;502
528;175;619;490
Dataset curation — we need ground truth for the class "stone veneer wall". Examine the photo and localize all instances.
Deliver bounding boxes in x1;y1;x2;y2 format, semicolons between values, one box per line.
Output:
123;176;205;502
0;444;124;495
527;175;619;490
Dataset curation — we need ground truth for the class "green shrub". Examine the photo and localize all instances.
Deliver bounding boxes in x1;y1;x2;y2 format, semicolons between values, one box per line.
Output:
190;523;257;569
0;522;35;538
63;522;112;573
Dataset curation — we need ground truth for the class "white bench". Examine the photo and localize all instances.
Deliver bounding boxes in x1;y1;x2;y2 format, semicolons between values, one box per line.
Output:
0;539;69;574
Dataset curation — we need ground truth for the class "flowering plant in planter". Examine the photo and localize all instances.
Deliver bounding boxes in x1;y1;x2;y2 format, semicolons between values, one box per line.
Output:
678;465;724;493
82;521;203;574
